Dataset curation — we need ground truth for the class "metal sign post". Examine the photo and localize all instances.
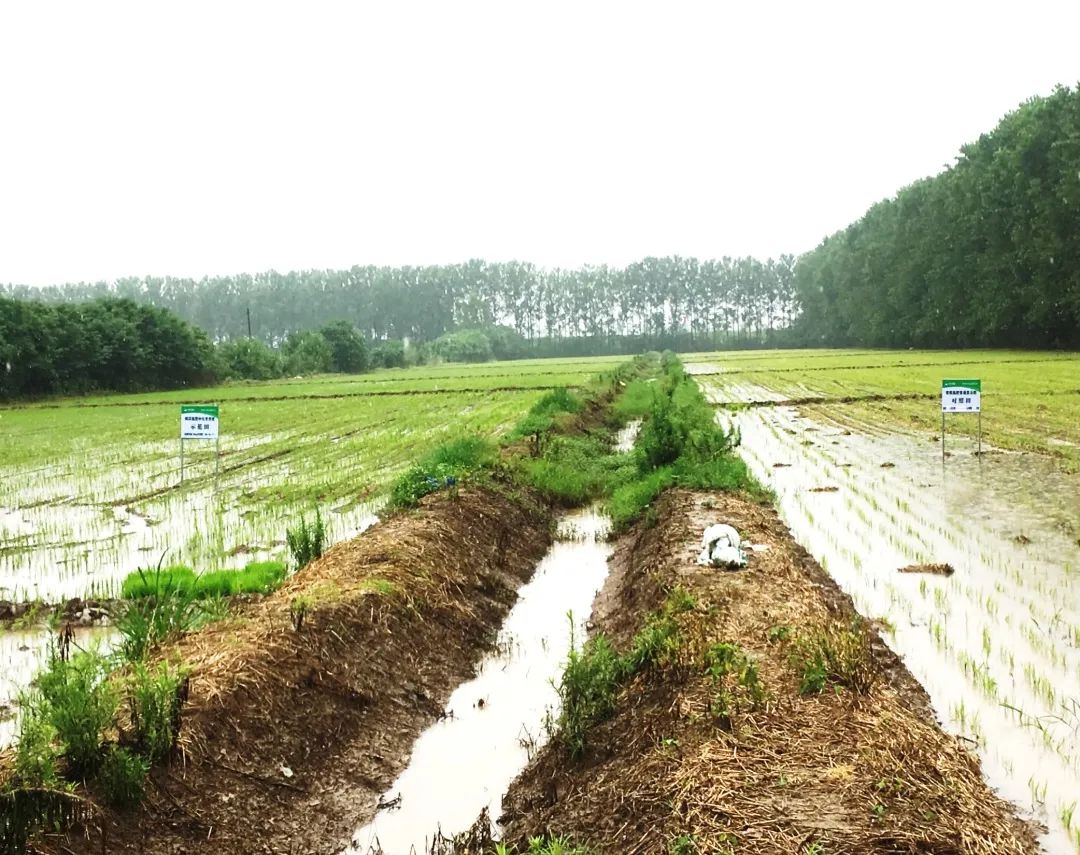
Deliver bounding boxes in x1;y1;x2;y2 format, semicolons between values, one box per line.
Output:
940;379;982;462
179;404;221;484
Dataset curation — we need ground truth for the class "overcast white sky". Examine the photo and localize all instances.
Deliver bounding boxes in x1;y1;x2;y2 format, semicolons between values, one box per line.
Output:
2;1;1078;287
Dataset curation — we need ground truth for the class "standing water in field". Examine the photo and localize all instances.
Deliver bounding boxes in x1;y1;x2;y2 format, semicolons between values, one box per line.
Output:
707;382;1080;854
0;625;116;747
345;508;613;854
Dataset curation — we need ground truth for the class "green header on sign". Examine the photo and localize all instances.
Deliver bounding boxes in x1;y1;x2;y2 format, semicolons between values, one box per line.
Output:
941;379;981;391
181;404;219;417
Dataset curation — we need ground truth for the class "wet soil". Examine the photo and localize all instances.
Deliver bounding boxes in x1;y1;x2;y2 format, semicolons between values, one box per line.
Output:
38;482;553;855
501;490;1039;854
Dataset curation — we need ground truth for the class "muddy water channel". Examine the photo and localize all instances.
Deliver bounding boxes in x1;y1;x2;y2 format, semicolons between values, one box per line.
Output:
709;384;1080;853
346;509;613;854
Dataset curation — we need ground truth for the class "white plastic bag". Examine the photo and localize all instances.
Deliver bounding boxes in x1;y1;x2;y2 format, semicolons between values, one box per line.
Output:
697;523;748;568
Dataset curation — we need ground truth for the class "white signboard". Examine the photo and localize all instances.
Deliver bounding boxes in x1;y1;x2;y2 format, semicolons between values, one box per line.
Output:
180;405;220;439
941;379;981;413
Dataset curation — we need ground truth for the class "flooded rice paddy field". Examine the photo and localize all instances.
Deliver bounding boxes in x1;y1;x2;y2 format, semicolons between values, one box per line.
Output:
691;349;1080;853
0;358;617;604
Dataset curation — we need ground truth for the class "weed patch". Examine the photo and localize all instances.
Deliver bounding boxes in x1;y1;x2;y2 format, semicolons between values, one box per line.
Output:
389;436;497;507
793;619;876;695
287;508;326;568
552;589;696;757
126;662;187;761
97;746;149;809
35;647;118;777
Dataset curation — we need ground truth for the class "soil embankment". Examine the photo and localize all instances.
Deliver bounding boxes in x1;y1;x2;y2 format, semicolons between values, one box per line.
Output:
501;490;1039;854
46;483;552;855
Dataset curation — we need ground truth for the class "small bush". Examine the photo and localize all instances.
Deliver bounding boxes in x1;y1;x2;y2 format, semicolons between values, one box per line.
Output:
287;508;326;569
127;662;186;761
13;697;59;788
36;648;118;777
638;392;683;470
794;619;876;695
508;387;584;452
529;387;583;418
97;746;149;809
552;621;625;759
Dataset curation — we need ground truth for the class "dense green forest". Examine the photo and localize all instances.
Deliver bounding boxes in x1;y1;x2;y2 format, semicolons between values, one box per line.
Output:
2;256;799;352
0;297;217;399
794;84;1080;348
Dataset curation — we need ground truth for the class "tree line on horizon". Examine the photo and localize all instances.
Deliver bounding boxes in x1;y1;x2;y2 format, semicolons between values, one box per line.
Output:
3;85;1078;399
2;255;799;355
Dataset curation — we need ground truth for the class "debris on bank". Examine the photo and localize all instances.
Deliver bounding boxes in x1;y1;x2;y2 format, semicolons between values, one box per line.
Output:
898;563;956;576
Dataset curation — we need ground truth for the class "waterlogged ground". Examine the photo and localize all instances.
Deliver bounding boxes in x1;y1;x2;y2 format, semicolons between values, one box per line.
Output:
0;624;115;747
0;358;618;602
346;509;613;854
693;359;1080;853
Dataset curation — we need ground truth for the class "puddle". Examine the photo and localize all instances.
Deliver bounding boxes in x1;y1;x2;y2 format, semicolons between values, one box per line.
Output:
0;624;117;748
345;509;614;854
614;419;642;453
703;377;1080;854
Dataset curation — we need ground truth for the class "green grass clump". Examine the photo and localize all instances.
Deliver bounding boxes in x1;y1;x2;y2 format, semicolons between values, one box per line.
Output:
496;838;595;855
115;586;203;662
97;746;149;809
606;467;675;530
195;561;287;596
120;561;287;599
12;699;59;789
120;565;196;599
553;589;695;757
518;434;638;505
127;662;187;761
611;378;655;422
389;435;496;508
552;626;624;758
287;508;326;569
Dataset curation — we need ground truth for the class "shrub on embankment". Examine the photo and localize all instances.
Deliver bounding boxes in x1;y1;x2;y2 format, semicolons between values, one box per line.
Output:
608;353;766;528
509;351;764;528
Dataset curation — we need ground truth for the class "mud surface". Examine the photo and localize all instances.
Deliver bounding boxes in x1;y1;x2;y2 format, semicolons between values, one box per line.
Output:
42;483;552;855
501;490;1039;854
